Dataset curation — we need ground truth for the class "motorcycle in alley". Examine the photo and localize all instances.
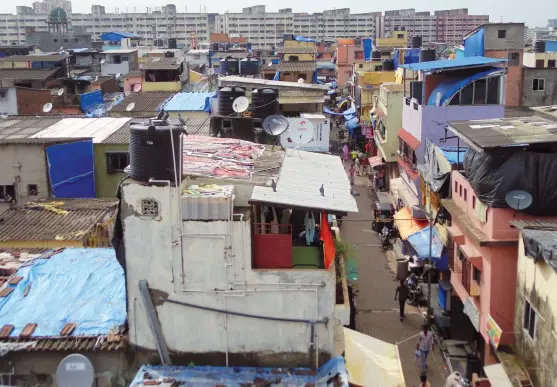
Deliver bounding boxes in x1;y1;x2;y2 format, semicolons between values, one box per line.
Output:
379;225;394;251
404;273;423;305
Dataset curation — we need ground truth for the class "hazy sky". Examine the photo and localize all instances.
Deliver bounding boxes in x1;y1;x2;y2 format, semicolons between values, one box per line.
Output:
2;0;555;28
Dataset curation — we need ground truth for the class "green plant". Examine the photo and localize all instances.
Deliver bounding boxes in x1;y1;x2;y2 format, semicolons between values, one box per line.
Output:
334;238;355;258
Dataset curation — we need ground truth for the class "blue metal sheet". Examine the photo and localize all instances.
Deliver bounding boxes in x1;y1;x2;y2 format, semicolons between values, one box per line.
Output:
362;38;372;61
546;41;557;52
99;32;140;41
464;27;485;57
0;248;126;337
439;146;468;164
426;68;500;105
407;226;448;271
80;90;103;113
399;56;506;72
162;92;215;112
46;140;96;198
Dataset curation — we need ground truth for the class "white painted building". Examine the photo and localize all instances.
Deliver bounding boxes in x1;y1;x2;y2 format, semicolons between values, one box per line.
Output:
119;145;357;366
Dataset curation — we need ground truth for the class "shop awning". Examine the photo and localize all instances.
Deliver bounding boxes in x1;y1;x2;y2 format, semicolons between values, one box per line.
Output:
483;364;513;387
397;128;421;150
389;178;419;208
343;328;405;387
407;226;443;260
393;207;428;240
368;156;385;168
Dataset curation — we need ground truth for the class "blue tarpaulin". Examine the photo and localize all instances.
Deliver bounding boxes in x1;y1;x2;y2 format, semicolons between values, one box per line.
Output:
362;38;372;61
273;71;280;81
130;356;348;387
46;140;96;198
426;68;499;106
464;27;485;57
80;90;103;113
407;226;448;271
293;35;318;43
0;248;126;337
546;41;557;52
399;56;505;72
162;92;215;112
99;31;140;41
439;146;468;164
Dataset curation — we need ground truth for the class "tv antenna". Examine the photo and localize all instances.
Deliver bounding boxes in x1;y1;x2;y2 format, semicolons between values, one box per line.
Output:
42;103;53;113
505;190;533;213
56;354;95;387
126;102;136;111
232;96;249;114
57;88;65;96
206;67;215;76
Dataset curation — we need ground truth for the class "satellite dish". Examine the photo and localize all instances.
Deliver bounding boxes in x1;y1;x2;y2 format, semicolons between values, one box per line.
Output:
289;118;314;144
207;67;215;76
126;102;136;112
59;46;64;51
232;96;249;113
0;113;8;119
57;88;64;96
267;62;273;67
56;354;95;387
42;103;53;113
132;83;142;92
100;59;106;64
298;78;305;84
115;73;121;79
263;114;289;136
505;190;533;211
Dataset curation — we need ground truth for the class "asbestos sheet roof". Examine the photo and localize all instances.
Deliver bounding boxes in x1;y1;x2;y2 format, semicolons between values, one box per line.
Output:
0;248;126;347
0;68;59;80
399;56;507;72
447;116;557;151
162;92;215;112
220;76;329;91
182;116;211;136
31;117;132;143
110;91;174;113
250;151;358;213
0;199;118;242
511;220;557;273
277;61;317;72
211;52;248;59
0;117;63;140
0;54;67;62
140;56;185;70
276;46;317;54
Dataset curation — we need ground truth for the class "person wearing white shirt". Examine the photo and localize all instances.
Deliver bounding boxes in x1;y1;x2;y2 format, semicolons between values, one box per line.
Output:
416;324;434;373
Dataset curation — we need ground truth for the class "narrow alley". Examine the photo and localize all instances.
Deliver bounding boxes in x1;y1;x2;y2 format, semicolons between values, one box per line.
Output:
340;174;448;387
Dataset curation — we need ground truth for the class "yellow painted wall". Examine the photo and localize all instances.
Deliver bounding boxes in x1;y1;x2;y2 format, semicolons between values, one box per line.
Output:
282;53;315;61
142;81;181;92
377;31;408;49
360;71;396;86
189;69;203;83
0;62;29;69
523;52;557;67
284;40;317;48
0;240;82;249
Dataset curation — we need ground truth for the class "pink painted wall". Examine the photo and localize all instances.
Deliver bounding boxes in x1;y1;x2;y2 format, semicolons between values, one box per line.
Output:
337;64;352;87
123;74;142;93
336;45;365;86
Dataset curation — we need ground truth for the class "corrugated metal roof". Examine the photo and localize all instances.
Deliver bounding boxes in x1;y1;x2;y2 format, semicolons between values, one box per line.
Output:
250;151;358;213
399;56;507;72
277;61;317;72
0;335;126;352
0;68;60;80
31;117;131;143
0;199;118;242
511;220;557;230
276;46;317;54
183;116;211;136
211;52;248;59
0;54;67;62
162;92;215;112
140;57;185;70
220;76;329;91
0;117;63;140
110;91;175;113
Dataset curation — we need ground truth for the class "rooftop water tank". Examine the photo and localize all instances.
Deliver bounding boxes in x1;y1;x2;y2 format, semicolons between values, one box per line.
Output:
218;86;246;116
220;57;239;75
240;58;260;76
251;88;279;120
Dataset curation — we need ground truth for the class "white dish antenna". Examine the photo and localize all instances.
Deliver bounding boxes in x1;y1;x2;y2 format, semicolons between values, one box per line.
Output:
207;67;215;76
126;102;136;112
298;78;305;84
100;59;106;64
57;88;64;96
42;103;53;113
505;190;533;211
56;354;95;387
232;96;249;113
115;73;121;79
132;83;142;92
263;115;289;136
289;118;314;144
268;62;273;67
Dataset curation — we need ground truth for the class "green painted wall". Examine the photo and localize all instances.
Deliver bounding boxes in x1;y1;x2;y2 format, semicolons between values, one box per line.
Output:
94;144;129;198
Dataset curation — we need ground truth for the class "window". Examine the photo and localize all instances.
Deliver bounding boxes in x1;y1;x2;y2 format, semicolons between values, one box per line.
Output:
473;266;481;284
141;199;159;217
454;181;458;193
112;55;122;64
523;300;537;339
487;77;500;104
507;52;520;66
64;39;68;43
0;185;15;202
0;89;7;99
53;38;58;43
193;53;200;59
106;152;129;173
474;78;487;105
464;188;468;201
473;196;476;209
459;185;462;197
27;184;38;196
533;78;545;91
549;60;556;68
497;30;506;39
535;59;545;68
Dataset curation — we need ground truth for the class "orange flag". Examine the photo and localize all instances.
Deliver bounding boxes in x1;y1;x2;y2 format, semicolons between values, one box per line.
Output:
321;212;336;270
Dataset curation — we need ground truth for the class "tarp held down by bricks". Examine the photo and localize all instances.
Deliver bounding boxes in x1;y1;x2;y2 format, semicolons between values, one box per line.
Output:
521;228;557;273
129;356;349;386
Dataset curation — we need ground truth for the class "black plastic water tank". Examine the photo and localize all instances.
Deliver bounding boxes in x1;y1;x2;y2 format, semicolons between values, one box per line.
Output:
410;36;422;49
251;88;279;120
218;86;246;116
240;58;261;76
211;42;219;51
534;40;546;53
382;59;394;71
420;48;436;62
220;58;239;75
168;38;177;49
372;51;382;60
129;121;184;184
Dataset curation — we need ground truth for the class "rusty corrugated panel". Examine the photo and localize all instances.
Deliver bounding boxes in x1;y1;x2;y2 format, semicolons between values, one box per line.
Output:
20;323;37;337
60;323;76;336
0;325;14;338
0;335;126;352
0;287;13;297
7;275;23;285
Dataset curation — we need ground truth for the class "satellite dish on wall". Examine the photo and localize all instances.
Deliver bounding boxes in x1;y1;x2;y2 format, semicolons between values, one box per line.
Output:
126;102;136;112
115;73;121;79
263;114;289;136
297;78;305;84
56;354;95;387
132;83;142;92
42;103;53;113
232;96;249;113
57;88;64;96
100;59;106;64
289;118;314;144
206;67;215;76
505;190;533;211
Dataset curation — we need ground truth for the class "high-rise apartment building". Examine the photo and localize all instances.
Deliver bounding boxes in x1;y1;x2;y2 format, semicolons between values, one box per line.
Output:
434;8;489;45
32;0;72;14
383;9;437;45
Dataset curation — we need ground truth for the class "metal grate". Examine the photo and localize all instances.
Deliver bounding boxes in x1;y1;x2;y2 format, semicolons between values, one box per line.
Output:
141;199;159;217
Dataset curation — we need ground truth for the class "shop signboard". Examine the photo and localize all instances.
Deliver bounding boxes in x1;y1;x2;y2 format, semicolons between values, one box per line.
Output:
486;315;502;349
463;297;480;332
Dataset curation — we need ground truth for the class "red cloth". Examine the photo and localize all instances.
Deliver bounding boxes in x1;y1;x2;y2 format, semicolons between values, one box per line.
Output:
365;142;371;153
321;212;336;270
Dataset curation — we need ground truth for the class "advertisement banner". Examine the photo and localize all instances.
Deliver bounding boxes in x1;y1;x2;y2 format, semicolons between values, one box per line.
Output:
463;297;480;332
486;315;503;349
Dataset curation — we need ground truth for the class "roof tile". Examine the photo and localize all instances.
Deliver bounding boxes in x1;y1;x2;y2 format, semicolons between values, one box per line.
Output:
110;91;175;114
0;334;126;352
0;287;13;297
7;275;22;285
276;61;317;72
0;68;61;81
140;57;185;70
60;323;76;336
276;46;317;54
20;323;37;337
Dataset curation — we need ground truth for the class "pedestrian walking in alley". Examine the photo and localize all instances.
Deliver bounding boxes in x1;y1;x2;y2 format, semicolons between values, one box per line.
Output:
354;157;361;176
417;373;432;387
417;324;435;373
343;143;349;161
394;279;409;321
348;163;355;185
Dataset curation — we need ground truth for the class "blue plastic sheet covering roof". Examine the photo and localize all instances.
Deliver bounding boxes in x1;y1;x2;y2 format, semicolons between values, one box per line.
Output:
407;226;448;271
162;92;215;112
439;146;467;164
426;68;500;106
393;48;420;70
293;35;318;43
130;356;348;387
316;61;336;70
362;38;372;61
99;32;140;41
464;27;485;57
80;90;103;113
399;56;506;72
546;40;557;52
0;248;126;337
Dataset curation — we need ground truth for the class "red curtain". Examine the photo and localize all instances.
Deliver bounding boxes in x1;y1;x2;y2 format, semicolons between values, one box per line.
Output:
321;212;336;270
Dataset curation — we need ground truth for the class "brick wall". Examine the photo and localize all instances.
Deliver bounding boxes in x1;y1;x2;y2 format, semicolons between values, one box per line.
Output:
16;88;54;115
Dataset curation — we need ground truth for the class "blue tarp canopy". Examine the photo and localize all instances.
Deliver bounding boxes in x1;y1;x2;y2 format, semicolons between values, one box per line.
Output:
546;40;557;52
80;90;103;113
439;146;468;164
399;56;506;72
99;32;140;41
293;35;318;43
162;92;215;112
130;356;348;386
426;68;500;105
0;248;126;337
407;226;448;271
464;27;485;57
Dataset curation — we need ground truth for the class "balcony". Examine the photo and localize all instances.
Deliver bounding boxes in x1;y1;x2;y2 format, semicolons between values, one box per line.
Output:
470;279;481;297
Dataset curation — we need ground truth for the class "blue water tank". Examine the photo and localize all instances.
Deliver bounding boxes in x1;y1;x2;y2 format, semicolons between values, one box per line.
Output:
220;58;239;75
240;58;260;76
